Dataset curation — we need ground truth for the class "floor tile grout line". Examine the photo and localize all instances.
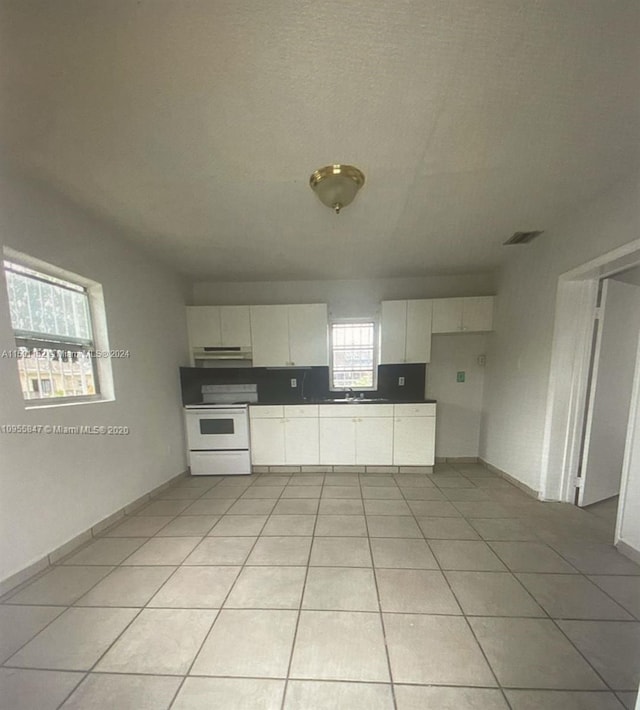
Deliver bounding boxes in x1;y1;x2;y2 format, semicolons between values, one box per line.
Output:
511;570;636;622
429;466;630;697
362;482;399;710
0;605;69;669
52;672;88;710
397;472;510;706
279;471;327;710
505;563;635;693
52;475;256;707
166;471;286;710
585;575;640;621
4;471;638;703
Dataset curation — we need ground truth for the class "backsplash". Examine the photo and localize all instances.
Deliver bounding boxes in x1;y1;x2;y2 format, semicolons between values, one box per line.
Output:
179;363;426;405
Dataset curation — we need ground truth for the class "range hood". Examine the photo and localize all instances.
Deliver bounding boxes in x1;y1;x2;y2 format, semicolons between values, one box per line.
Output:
192;346;253;361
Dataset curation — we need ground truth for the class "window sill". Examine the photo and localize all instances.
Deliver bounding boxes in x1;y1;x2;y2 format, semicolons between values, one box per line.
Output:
25;395;115;410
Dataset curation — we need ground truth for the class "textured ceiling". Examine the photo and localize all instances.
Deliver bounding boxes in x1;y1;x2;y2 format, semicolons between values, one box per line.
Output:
1;0;638;281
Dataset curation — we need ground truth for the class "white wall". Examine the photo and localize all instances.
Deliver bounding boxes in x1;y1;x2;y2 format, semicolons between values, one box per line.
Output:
481;171;640;491
427;334;488;458
193;273;496;319
0;167;190;584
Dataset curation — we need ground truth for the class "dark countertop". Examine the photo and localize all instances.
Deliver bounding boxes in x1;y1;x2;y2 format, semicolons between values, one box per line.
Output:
250;399;437;406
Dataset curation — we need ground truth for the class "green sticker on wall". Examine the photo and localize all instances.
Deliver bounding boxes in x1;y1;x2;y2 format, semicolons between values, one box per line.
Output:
456;371;465;383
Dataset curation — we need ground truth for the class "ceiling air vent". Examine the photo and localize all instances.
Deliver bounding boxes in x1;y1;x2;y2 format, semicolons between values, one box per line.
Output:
503;230;544;245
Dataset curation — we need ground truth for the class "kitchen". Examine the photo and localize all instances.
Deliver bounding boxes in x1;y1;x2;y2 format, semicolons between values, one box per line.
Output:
1;1;639;708
181;298;491;474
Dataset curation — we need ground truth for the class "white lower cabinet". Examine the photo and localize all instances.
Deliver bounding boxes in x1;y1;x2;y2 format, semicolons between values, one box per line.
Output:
284;406;319;464
319;417;357;465
250;416;286;466
251;403;435;467
393;404;436;466
356;417;394;465
320;404;394;466
250;406;320;465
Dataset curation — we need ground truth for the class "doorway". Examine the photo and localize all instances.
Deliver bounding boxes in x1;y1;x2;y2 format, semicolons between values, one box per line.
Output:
540;238;640;553
578;270;640;510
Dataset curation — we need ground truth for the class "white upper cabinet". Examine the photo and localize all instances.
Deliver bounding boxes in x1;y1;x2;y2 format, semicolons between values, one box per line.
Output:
186;305;252;348
431;296;494;333
462;296;493;332
380;301;407;364
288;304;329;366
380;299;432;364
220;306;251;346
186;306;221;347
405;299;433;362
250;304;328;367
431;298;463;333
250;305;291;367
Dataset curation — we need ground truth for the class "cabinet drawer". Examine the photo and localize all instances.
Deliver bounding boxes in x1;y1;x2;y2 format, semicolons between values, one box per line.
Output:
353;404;394;417
284;405;319;418
318;404;394;418
319;405;357;418
394;403;436;417
249;405;284;419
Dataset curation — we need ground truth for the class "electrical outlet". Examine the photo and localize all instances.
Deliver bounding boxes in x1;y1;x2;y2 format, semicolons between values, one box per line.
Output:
477;354;486;366
290;378;297;388
456;371;466;383
398;376;405;386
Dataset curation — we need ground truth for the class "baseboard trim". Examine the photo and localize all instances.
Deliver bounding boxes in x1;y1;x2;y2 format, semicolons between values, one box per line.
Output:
252;465;434;474
436;457;480;464
616;539;640;566
479;458;539;499
0;469;188;599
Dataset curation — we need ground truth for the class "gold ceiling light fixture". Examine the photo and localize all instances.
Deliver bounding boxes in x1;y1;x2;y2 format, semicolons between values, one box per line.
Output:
309;164;365;214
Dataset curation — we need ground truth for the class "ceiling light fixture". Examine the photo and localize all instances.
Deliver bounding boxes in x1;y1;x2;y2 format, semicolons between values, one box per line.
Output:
309;164;365;214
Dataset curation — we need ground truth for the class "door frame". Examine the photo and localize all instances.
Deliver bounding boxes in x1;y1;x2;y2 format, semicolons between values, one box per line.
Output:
540;239;640;543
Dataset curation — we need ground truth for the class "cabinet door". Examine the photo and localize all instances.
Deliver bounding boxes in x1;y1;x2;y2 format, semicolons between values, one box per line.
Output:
186;306;221;347
319;417;356;465
288;304;328;366
431;299;463;333
285;418;320;464
393;416;436;465
250;305;290;366
461;296;493;332
405;299;433;363
249;418;286;465
356;417;393;465
380;300;407;364
220;306;252;346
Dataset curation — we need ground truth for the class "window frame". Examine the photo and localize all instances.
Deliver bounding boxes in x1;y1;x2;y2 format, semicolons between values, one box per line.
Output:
329;318;378;392
3;248;115;408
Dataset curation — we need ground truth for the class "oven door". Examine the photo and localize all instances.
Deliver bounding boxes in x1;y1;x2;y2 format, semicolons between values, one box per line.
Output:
185;407;249;451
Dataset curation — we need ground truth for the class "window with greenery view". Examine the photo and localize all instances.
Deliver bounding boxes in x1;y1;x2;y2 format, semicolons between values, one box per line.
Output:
330;321;376;390
3;260;98;400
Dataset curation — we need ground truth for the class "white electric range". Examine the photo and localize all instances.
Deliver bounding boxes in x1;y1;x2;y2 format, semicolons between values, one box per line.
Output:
184;384;258;475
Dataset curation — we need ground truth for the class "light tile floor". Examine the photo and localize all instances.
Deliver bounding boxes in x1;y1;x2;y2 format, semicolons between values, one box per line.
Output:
1;464;639;709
